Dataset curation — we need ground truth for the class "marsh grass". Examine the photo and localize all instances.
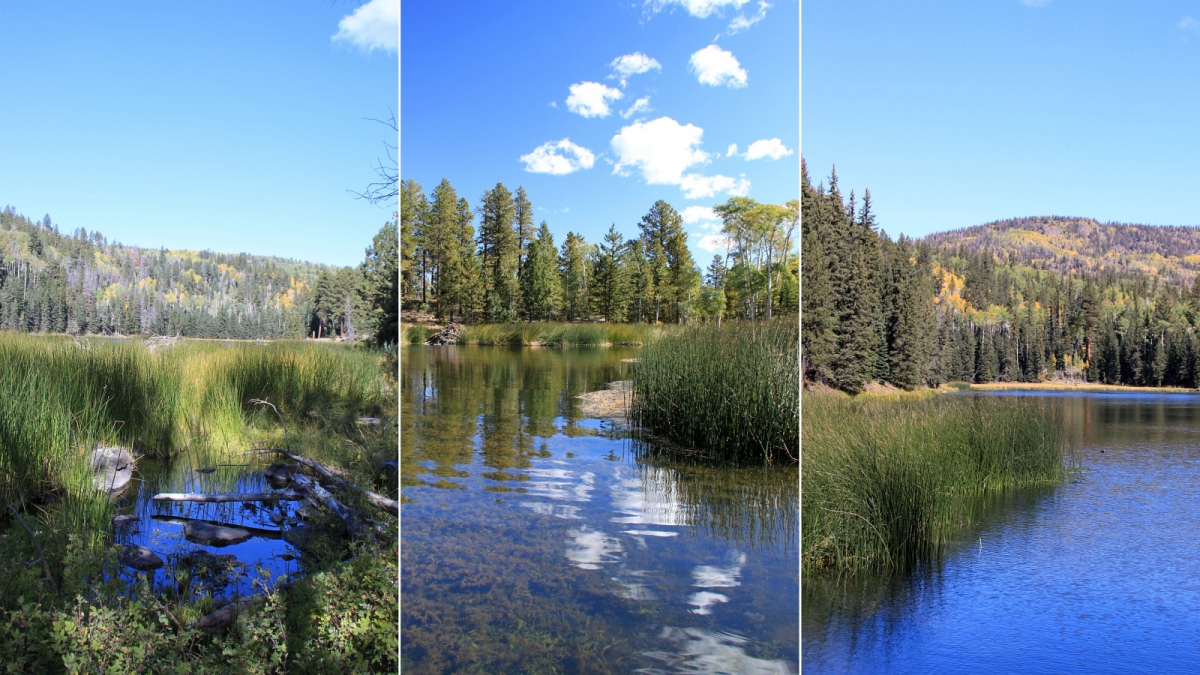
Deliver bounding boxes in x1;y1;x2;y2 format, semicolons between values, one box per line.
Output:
802;394;1067;573
631;320;798;464
0;334;388;532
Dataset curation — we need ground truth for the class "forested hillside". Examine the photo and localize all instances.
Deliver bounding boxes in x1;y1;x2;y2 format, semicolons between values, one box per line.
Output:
802;161;1200;392
401;178;799;325
0;206;397;342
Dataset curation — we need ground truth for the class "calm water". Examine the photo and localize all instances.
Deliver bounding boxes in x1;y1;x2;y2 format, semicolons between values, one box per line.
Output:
400;346;799;674
804;391;1200;674
110;457;304;600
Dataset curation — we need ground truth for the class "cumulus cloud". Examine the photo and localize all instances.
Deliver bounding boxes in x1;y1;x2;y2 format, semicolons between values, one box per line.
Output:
694;233;730;253
620;96;654;119
682;206;718;225
520;139;596;175
647;0;750;19
610;52;662;86
726;143;739;157
743;138;793;160
566;82;624;118
611;117;749;199
689;45;748;88
728;1;770;33
680;173;750;199
332;0;398;53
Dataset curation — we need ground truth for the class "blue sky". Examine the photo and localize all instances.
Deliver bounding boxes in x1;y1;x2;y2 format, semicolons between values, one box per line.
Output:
805;1;1200;240
402;0;799;262
0;1;398;267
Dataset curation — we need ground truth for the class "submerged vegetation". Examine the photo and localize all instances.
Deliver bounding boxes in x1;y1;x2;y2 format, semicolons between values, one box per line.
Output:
801;394;1066;573
0;333;397;673
631;320;799;465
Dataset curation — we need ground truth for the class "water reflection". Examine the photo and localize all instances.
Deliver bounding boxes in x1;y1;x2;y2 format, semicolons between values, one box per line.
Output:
806;392;1200;674
401;345;798;674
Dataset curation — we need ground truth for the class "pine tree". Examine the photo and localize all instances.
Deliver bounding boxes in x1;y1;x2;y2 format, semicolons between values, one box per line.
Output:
477;183;520;322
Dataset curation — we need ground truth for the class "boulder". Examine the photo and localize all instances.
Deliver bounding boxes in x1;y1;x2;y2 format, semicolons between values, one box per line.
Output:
90;446;135;494
117;545;163;571
112;514;138;526
184;521;252;547
264;462;293;489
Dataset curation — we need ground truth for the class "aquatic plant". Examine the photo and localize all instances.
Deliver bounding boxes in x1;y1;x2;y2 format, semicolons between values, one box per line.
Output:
630;320;799;464
802;394;1067;573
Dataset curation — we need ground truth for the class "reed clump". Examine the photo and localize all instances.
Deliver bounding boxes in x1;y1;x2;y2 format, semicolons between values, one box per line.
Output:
0;334;387;511
631;320;799;464
802;394;1066;573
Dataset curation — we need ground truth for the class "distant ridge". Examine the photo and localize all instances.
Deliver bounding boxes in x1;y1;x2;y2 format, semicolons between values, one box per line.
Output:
921;216;1200;285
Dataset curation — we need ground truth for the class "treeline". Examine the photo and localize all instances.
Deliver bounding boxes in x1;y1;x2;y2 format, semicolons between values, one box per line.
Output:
0;206;399;344
400;178;799;324
802;160;1200;393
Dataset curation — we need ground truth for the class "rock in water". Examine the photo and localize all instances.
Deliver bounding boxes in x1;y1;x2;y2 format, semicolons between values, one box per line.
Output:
112;514;137;526
184;521;252;546
90;446;134;494
117;545;163;571
264;462;293;489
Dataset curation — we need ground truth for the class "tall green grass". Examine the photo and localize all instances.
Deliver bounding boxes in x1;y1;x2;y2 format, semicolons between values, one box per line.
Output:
631;320;799;464
0;334;387;514
802;394;1067;573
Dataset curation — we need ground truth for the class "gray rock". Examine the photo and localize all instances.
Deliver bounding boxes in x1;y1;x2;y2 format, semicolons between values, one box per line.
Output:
90;446;134;494
112;514;137;526
184;521;252;546
118;545;163;571
264;462;293;489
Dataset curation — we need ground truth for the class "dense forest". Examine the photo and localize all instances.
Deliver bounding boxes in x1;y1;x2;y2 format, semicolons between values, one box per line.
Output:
802;160;1200;393
400;178;799;324
0;206;399;344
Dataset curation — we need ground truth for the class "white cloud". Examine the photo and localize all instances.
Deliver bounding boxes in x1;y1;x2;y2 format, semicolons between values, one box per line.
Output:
1182;16;1199;31
743;138;793;160
694;233;730;253
727;1;770;34
610;52;662;86
611;117;749;199
611;116;709;183
1020;0;1050;6
566;82;624;118
726;143;739;157
647;0;750;19
682;206;718;224
680;173;750;199
520;139;596;175
620;96;654;119
689;45;748;88
332;0;398;53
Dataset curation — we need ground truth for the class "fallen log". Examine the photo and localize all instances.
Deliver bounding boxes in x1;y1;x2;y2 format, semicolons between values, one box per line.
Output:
152;515;283;540
151;491;303;504
291;473;365;536
259;448;399;517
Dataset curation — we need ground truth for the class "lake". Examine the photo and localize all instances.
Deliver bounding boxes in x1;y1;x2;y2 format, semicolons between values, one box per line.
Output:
804;391;1200;674
400;346;799;674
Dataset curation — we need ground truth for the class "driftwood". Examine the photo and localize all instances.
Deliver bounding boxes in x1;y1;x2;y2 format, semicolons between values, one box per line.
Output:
261;448;399;517
151;491;303;504
152;515;283;540
291;473;365;536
